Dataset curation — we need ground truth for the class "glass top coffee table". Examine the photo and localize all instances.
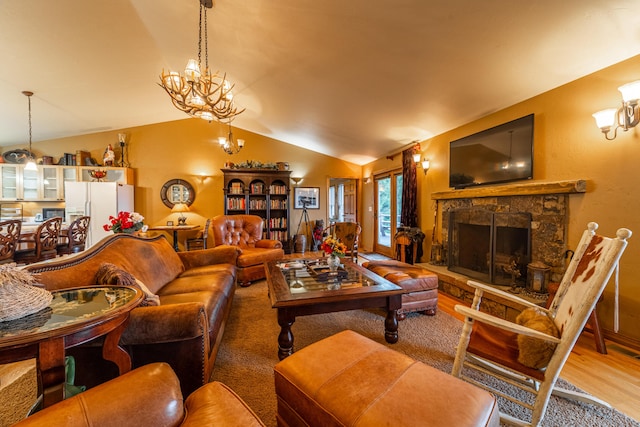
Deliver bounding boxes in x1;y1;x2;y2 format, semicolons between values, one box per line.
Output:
266;258;403;360
0;286;143;408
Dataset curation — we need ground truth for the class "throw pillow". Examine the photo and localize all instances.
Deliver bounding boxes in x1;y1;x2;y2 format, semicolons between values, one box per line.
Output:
515;307;560;369
94;263;160;306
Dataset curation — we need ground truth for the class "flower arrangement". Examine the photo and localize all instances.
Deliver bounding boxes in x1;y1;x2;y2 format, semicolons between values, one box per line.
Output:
103;211;145;234
320;235;347;257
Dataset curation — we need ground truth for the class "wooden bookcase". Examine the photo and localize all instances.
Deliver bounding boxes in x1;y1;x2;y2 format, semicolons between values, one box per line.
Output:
221;169;291;244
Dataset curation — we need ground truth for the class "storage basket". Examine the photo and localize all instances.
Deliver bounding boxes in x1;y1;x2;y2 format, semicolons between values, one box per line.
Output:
0;264;52;322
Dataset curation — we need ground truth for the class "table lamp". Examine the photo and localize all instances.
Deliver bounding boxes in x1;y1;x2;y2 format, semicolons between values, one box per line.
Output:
171;203;189;225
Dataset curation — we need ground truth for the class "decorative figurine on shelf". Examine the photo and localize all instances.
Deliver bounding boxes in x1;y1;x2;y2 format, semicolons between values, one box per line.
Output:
103;144;115;166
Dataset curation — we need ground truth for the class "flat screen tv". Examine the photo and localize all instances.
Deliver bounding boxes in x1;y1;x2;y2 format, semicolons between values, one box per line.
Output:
449;114;534;189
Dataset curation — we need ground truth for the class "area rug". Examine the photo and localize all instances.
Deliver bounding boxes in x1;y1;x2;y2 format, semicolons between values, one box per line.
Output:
212;280;639;427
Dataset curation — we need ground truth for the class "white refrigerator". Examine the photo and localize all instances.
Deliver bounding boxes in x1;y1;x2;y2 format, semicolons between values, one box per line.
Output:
64;182;134;248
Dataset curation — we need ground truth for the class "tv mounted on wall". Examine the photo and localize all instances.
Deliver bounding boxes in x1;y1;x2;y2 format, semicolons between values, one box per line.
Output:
449;114;534;189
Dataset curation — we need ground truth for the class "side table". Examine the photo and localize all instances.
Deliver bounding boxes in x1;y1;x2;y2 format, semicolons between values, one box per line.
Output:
148;224;200;251
0;286;143;409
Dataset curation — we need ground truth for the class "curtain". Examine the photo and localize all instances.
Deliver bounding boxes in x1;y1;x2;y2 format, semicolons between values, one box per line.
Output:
400;145;419;228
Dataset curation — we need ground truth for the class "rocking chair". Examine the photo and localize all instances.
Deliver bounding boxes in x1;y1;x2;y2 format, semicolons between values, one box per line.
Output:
451;222;632;427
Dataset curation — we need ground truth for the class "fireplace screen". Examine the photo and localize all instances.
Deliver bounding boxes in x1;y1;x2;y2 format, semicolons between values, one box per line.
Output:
448;209;531;286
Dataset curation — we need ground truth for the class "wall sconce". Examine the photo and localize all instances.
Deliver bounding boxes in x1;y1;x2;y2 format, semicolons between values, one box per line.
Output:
420;159;430;175
593;80;640;140
364;176;371;184
291;177;303;185
414;154;430;175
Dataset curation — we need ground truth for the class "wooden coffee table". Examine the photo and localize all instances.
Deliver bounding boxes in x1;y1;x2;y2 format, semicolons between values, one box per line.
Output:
266;258;403;360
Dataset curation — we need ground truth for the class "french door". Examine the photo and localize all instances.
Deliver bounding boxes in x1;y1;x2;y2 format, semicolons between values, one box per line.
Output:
373;170;403;256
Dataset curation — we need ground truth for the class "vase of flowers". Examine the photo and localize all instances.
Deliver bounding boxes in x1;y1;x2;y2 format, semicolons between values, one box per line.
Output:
320;235;347;272
103;211;145;234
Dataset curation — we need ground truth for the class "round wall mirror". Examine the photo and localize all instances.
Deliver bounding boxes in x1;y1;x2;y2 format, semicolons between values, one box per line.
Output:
160;179;195;208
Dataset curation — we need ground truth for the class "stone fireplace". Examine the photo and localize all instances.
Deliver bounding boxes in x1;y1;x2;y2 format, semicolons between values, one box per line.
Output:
439;192;573;286
429;180;586;316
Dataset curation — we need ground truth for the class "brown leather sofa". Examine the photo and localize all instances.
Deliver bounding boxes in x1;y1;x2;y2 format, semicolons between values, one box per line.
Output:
25;233;240;396
14;362;265;427
210;214;284;286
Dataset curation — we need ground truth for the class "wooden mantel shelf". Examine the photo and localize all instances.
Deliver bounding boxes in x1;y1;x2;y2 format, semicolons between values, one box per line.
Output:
431;179;587;200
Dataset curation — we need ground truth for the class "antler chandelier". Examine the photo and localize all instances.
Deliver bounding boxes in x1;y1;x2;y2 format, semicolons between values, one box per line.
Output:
159;0;244;123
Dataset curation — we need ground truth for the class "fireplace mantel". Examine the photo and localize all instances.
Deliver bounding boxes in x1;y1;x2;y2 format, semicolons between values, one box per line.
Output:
431;179;587;200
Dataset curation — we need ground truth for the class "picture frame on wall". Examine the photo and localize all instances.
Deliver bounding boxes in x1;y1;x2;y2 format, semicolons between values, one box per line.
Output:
293;187;320;209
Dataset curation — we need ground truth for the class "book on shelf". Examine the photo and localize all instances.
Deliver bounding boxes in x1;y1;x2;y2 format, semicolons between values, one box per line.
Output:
227;198;246;210
230;182;244;194
269;184;287;195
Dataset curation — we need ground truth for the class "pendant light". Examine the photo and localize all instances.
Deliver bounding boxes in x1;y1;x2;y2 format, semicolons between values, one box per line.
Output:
23;91;38;171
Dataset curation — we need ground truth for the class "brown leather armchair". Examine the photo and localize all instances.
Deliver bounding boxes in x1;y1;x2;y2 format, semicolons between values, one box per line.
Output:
210;214;284;286
14;362;265;427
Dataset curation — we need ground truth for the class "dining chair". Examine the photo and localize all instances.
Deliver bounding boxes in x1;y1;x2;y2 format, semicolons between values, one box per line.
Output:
0;219;22;264
324;222;362;262
186;218;210;251
451;222;632;427
15;217;63;264
57;216;91;256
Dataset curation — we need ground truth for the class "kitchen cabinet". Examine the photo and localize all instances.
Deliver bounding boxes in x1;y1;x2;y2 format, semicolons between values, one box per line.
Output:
0;165;132;201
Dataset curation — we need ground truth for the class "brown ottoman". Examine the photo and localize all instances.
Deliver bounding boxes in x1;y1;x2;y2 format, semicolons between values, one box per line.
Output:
274;330;499;427
363;260;438;320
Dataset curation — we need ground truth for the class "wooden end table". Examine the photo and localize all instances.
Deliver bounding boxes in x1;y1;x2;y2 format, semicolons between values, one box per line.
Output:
266;258;403;360
0;286;143;408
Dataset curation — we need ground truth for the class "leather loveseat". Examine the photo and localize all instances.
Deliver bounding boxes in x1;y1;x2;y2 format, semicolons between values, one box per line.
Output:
210;214;284;286
25;233;239;396
14;362;265;427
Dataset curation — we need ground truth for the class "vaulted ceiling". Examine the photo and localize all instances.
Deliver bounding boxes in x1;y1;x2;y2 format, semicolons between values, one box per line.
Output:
1;0;639;165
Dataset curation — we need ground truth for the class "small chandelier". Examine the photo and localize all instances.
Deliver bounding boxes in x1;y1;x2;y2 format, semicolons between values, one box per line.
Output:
593;80;640;140
158;0;244;123
218;122;244;154
22;91;37;171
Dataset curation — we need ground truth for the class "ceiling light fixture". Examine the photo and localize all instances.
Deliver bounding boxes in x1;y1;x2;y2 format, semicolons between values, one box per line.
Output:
218;122;244;154
159;0;244;123
593;80;640;140
22;91;37;171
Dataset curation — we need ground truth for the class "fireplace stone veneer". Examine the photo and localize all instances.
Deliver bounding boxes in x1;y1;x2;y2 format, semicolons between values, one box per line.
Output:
441;194;568;284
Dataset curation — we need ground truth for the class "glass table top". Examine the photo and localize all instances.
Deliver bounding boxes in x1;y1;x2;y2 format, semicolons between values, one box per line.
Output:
0;286;139;339
276;258;380;294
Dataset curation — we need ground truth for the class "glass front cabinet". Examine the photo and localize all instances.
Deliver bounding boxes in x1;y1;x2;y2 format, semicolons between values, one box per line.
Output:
0;165;131;201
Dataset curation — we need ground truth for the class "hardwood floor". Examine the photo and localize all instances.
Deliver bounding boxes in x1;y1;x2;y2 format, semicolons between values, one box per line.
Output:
438;292;640;422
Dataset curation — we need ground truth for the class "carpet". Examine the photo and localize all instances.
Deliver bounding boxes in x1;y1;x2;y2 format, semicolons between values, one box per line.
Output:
212;280;640;427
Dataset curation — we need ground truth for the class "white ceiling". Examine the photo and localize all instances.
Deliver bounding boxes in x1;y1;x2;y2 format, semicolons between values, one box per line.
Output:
1;0;639;165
